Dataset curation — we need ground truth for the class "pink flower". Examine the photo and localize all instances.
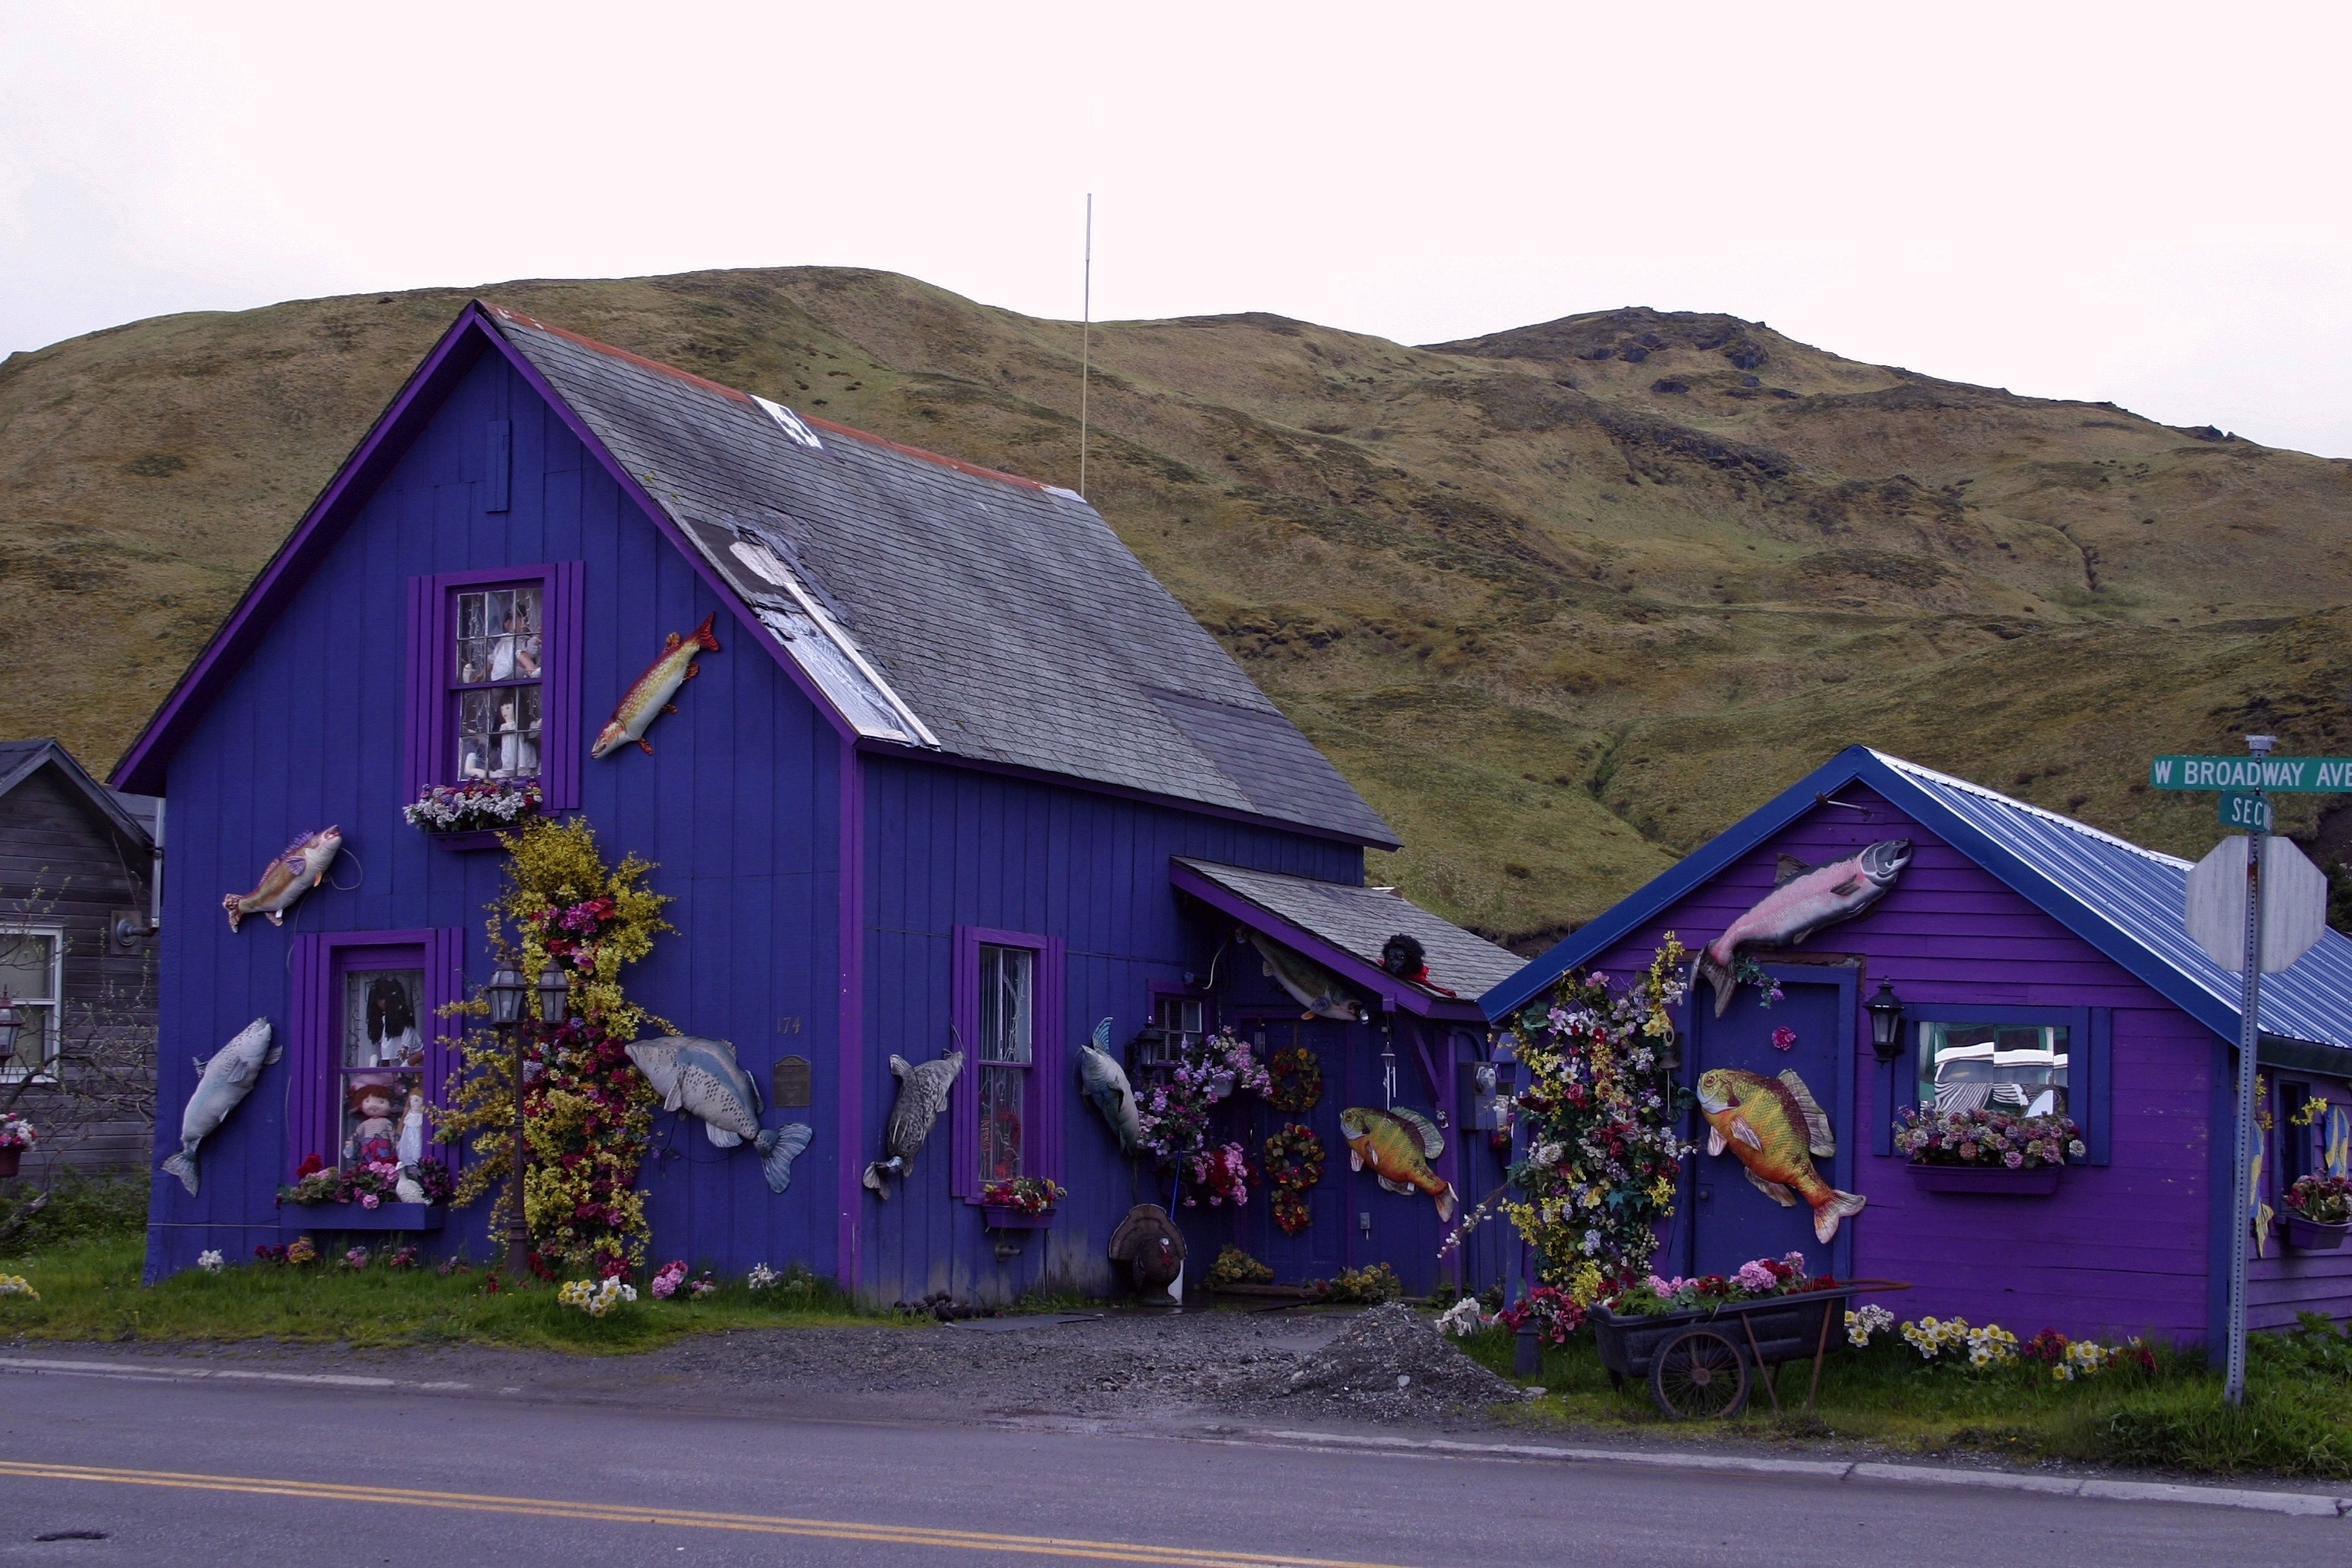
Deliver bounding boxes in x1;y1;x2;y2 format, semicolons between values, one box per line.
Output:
1770;1026;1798;1051
361;1192;380;1209
2004;1150;2025;1170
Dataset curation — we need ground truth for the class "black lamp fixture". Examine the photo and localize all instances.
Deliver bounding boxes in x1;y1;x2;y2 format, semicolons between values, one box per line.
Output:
486;966;526;1028
536;962;570;1026
0;991;20;1064
1866;981;1907;1064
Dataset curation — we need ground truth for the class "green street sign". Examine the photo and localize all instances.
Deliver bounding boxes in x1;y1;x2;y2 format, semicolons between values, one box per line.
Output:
2151;756;2352;792
2217;790;2274;832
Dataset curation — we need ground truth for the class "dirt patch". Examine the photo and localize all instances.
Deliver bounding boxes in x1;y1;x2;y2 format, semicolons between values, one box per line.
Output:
1273;1302;1532;1420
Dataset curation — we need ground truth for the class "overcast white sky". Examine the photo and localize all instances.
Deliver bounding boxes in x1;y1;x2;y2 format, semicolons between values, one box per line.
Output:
6;2;2351;454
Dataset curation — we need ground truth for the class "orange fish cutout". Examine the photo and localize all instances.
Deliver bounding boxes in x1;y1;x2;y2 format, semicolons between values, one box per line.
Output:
593;614;720;758
1696;1067;1866;1243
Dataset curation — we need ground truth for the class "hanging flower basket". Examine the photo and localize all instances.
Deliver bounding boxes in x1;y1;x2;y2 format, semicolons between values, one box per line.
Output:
2283;1215;2350;1251
0;1148;19;1179
1906;1162;2062;1196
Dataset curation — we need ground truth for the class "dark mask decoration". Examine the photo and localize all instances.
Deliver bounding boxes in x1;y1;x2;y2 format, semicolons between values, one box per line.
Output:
1380;932;1426;979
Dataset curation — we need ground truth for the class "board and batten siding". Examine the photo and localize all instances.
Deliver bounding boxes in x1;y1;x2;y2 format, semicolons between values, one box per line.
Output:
0;765;155;1180
145;346;848;1282
1577;786;2227;1345
857;752;1362;1306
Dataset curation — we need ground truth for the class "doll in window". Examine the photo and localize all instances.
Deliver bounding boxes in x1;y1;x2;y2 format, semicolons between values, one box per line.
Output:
365;976;423;1067
343;1079;401;1168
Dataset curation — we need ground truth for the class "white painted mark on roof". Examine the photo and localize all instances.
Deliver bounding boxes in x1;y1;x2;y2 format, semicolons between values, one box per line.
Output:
726;540;940;749
752;395;824;450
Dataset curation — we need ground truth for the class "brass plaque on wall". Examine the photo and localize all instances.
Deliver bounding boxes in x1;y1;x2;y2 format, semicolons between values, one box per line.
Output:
772;1055;813;1107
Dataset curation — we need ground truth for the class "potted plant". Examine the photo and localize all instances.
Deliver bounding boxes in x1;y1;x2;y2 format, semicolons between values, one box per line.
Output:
404;779;542;850
0;1114;33;1178
2282;1173;2352;1250
1894;1106;2083;1195
980;1176;1066;1229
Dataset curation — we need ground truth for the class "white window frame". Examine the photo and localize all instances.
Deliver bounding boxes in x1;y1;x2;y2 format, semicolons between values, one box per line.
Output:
0;923;66;1083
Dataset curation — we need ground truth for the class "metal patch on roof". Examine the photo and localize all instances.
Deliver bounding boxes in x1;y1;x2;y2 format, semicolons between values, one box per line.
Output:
752;395;824;450
729;539;938;748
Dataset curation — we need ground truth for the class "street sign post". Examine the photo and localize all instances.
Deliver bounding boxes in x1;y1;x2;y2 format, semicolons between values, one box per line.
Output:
2154;736;2335;1405
2217;790;2273;833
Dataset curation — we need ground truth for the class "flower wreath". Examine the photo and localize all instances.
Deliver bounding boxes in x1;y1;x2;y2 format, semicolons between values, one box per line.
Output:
1265;1046;1323;1114
1262;1122;1326;1235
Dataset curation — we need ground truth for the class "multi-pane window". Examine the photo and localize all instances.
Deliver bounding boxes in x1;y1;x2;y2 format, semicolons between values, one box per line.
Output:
1154;994;1204;1054
1916;1022;2069;1119
340;964;426;1170
976;944;1035;1183
451;584;543;782
0;927;61;1079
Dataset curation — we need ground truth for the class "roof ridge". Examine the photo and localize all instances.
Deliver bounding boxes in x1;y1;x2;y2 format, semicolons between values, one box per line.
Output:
483;303;1050;496
1871;749;2191;870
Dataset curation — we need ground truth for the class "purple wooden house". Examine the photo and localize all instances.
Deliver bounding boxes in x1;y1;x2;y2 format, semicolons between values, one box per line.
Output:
1484;747;2352;1346
112;301;1519;1302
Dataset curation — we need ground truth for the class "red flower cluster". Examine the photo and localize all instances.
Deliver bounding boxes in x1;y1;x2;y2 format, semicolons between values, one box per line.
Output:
1498;1285;1586;1345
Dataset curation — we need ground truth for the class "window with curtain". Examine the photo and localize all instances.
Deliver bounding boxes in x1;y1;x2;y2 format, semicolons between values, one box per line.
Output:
977;943;1035;1184
0;926;61;1080
1916;1021;2069;1119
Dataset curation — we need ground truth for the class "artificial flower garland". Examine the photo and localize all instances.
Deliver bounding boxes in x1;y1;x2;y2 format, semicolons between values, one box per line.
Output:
438;817;673;1277
1500;936;1693;1301
1261;1122;1325;1235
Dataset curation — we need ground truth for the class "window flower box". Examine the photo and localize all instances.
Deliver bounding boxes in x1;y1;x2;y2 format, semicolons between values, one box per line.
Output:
404;780;542;845
426;829;509;854
1906;1162;2063;1196
981;1206;1054;1230
2283;1215;2350;1251
979;1177;1064;1229
278;1202;446;1232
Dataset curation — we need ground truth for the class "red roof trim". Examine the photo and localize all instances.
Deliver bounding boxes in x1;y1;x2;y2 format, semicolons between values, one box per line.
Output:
801;414;1048;492
482;305;752;404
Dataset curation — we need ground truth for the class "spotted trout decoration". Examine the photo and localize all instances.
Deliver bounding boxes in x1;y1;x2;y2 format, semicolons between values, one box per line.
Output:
222;826;342;932
1696;1067;1866;1243
1692;839;1912;1017
593;613;721;758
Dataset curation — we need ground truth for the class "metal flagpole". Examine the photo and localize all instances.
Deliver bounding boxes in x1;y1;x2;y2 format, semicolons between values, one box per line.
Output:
1079;194;1092;500
2223;754;2270;1405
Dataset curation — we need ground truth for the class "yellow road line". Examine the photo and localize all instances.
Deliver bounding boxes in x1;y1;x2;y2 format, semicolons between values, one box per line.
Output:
0;1460;1406;1567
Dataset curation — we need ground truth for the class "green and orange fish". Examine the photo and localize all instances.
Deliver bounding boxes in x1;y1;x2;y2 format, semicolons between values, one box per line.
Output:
1340;1106;1455;1220
593;613;720;758
1696;1067;1866;1243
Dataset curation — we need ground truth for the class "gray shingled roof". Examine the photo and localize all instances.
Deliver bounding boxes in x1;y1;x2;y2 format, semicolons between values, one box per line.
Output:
0;738;156;851
489;310;1397;848
1175;857;1523;998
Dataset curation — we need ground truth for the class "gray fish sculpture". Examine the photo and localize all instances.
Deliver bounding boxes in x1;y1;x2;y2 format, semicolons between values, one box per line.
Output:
1693;839;1914;1017
161;1017;279;1196
625;1035;814;1195
1251;932;1365;1022
861;1047;963;1198
1076;1017;1142;1156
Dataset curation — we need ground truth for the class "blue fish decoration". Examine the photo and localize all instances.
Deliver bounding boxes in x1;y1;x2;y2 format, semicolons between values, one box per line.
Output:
626;1035;812;1194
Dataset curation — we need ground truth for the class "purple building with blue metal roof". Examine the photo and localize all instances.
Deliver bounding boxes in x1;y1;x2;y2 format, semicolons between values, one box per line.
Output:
1485;746;2352;1346
114;302;1521;1302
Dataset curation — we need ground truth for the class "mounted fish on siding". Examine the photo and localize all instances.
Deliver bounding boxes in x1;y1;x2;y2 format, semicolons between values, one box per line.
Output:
222;827;342;932
862;1046;963;1198
1696;1067;1866;1242
1693;839;1912;1016
626;1035;813;1194
1076;1017;1142;1156
1340;1105;1455;1220
1251;932;1367;1023
161;1018;279;1195
592;614;720;759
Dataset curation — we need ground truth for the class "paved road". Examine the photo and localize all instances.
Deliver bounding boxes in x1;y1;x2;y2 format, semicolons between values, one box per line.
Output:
0;1360;2341;1566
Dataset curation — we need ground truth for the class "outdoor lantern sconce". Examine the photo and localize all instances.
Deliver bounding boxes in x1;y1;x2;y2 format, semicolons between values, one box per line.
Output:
486;966;526;1028
1866;981;1907;1064
0;991;20;1061
536;963;570;1026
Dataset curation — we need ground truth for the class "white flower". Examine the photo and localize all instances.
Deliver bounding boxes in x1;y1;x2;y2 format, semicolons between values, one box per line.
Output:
1435;1296;1491;1338
747;1263;779;1291
196;1250;224;1273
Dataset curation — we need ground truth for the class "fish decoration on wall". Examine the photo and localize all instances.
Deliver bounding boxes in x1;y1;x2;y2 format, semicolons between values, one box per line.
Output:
1339;1105;1455;1220
861;1045;964;1198
626;1035;813;1194
1692;839;1913;1016
592;612;722;759
1697;1067;1866;1242
161;1018;280;1195
1076;1017;1142;1156
1251;932;1366;1023
222;826;342;932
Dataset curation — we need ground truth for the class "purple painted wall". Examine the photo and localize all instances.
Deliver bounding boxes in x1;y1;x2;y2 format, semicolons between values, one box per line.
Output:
144;345;848;1282
1577;785;2241;1345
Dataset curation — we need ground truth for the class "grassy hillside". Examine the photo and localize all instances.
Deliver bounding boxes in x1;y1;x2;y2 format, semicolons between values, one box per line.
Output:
4;270;2347;945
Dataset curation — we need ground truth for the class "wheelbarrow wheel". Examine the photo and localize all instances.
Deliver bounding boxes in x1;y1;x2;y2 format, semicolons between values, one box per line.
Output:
1649;1327;1749;1420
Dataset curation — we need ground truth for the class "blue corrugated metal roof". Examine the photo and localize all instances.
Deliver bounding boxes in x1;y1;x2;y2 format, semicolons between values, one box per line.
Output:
1483;745;2352;1054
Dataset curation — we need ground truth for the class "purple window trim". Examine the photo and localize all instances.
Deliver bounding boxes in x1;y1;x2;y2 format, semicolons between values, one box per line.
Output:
286;929;464;1182
403;562;583;811
949;925;1064;1203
